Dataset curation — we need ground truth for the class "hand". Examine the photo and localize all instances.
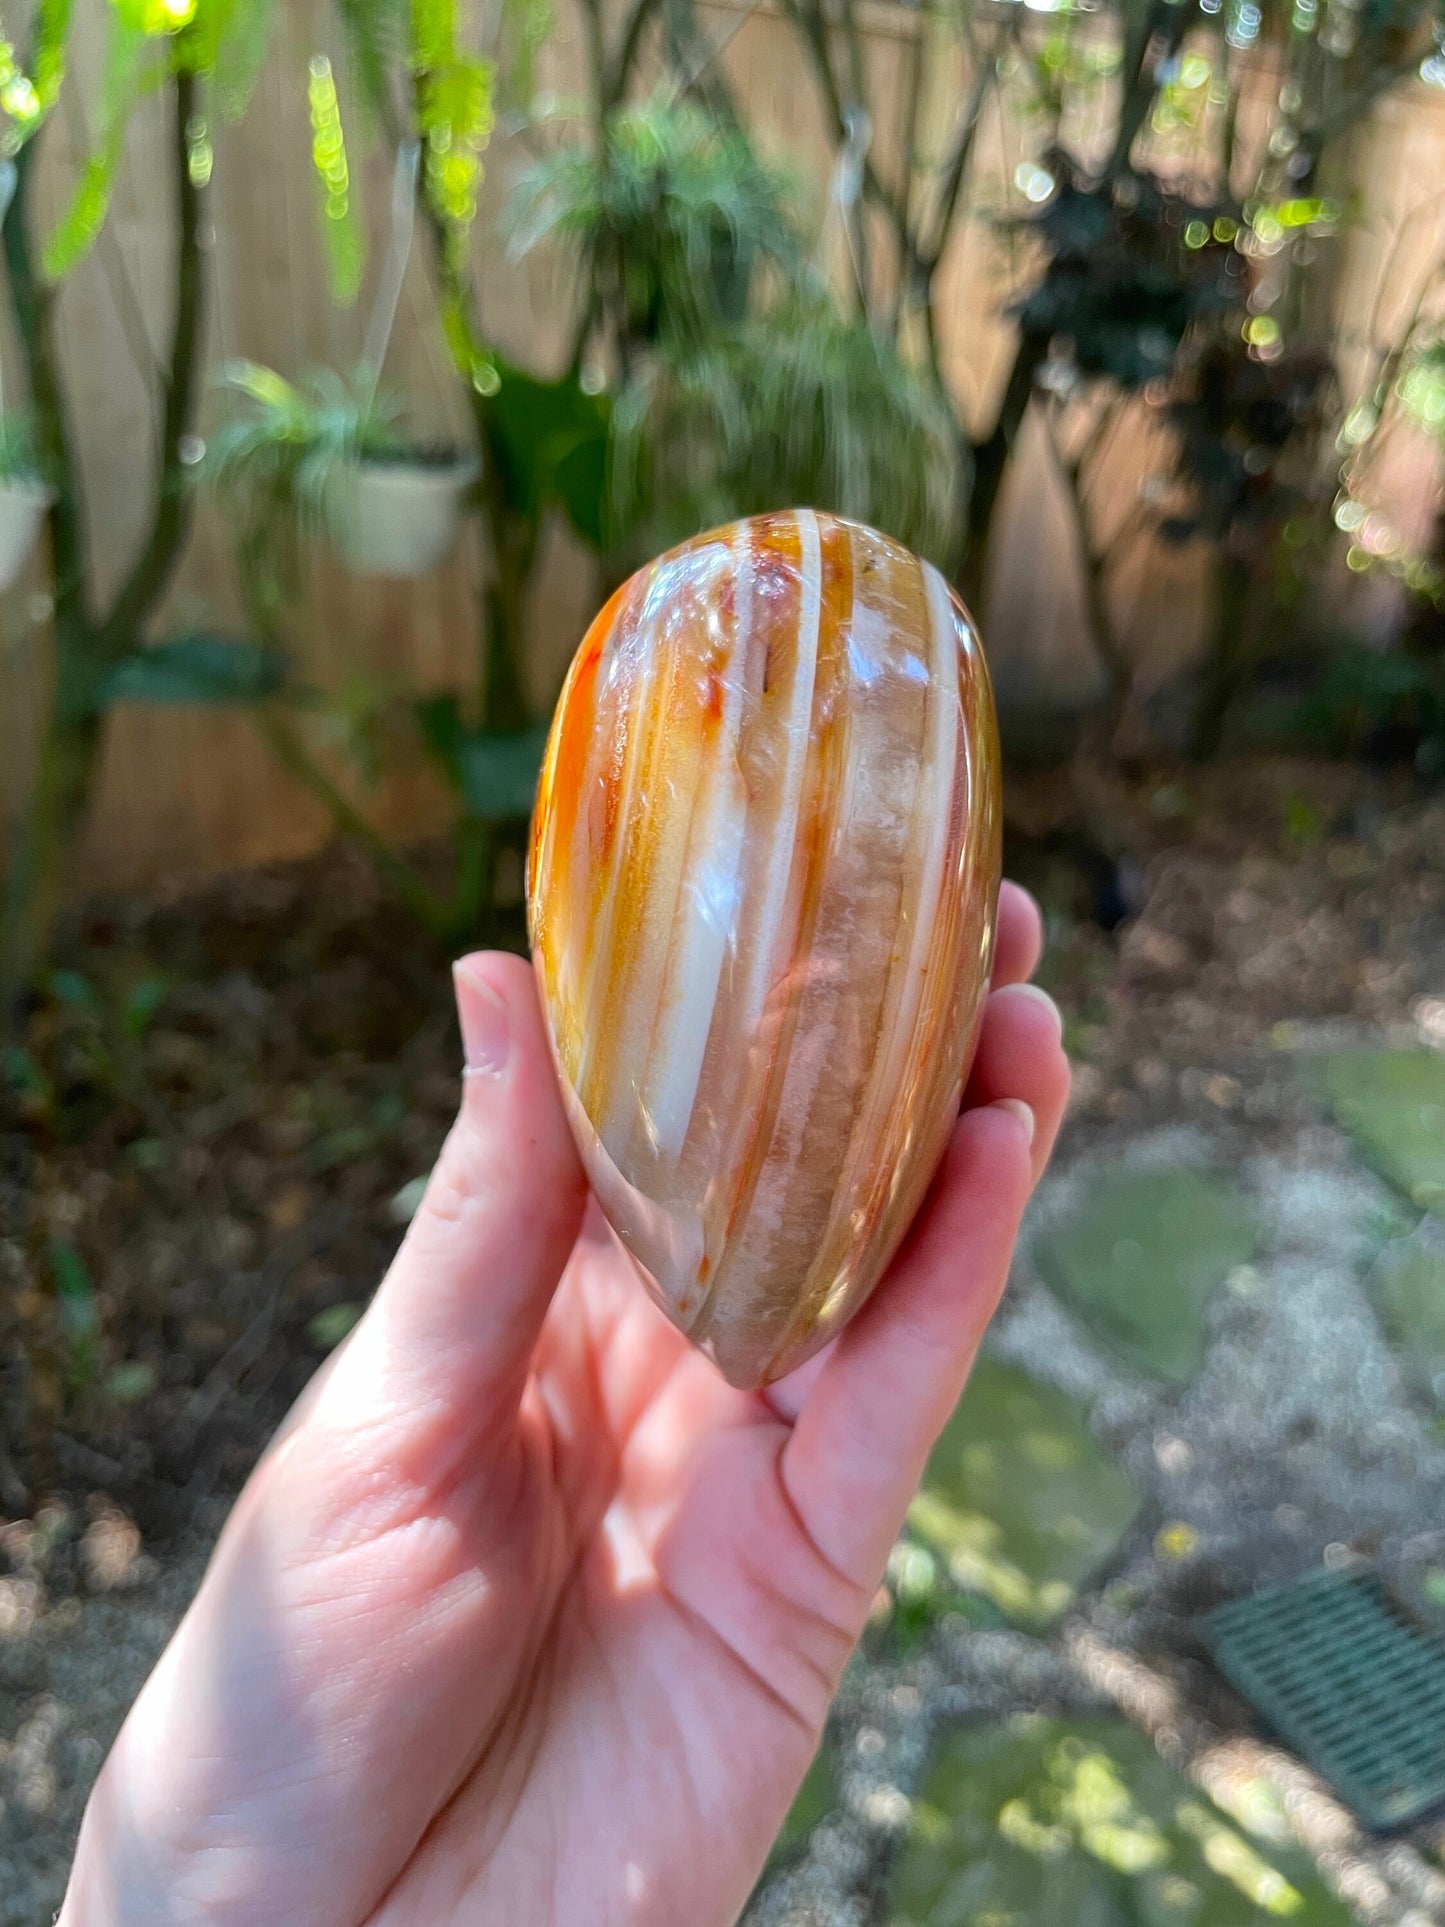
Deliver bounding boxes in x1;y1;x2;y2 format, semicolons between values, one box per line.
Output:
61;882;1069;1927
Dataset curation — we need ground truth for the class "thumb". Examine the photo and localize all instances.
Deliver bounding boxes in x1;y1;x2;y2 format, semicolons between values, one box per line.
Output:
331;951;588;1454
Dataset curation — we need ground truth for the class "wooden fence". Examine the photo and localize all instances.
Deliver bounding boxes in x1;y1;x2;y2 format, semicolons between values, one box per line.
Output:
2;0;1443;893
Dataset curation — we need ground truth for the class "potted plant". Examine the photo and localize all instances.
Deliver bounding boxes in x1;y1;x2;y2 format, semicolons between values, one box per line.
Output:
207;362;479;580
0;414;54;592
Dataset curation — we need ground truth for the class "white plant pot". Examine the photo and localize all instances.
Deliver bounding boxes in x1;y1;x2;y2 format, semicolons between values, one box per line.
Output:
323;453;480;578
0;476;54;591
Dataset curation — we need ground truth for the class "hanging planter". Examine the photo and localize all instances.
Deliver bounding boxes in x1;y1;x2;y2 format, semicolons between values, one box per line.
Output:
207;363;481;587
0;417;53;591
322;445;480;578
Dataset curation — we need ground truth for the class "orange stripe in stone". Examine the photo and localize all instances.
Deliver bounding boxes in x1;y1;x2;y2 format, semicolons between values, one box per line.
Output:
696;510;853;1323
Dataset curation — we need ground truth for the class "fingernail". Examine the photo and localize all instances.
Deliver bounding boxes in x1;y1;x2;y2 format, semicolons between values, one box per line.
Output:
1000;981;1063;1042
993;1098;1036;1147
454;959;511;1075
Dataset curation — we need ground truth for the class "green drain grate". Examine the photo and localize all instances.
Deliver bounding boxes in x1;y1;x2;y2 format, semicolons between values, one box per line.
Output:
1203;1567;1445;1830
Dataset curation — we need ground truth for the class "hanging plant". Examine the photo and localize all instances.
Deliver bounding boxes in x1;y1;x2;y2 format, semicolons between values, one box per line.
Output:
207;362;478;585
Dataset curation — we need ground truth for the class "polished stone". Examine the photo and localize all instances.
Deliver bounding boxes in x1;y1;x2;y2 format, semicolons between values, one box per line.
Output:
528;510;1001;1387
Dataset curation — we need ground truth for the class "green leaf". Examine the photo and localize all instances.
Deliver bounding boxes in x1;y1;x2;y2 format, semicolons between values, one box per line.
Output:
1;1044;50;1100
414;691;466;779
115;0;198;33
769;1745;837;1864
307;1302;363;1351
41;15;147;277
107;1359;158;1403
414;701;547;820
307;51;363;303
1366;1225;1445;1407
123;976;169;1035
48;968;100;1012
332;0;407;116
458;725;549;821
50;1240;101;1393
183;0;275;117
552;420;609;549
485;362;609;542
101;634;286;706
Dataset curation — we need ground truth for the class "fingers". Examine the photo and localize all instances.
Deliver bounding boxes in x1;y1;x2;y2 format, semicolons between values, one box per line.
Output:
779;1102;1036;1584
991;880;1043;988
963;981;1071;1183
327;952;588;1460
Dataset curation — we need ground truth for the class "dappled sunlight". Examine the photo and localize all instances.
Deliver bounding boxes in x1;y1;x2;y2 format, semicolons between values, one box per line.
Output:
907;1361;1140;1631
1177;1800;1307;1916
891;1716;1353;1927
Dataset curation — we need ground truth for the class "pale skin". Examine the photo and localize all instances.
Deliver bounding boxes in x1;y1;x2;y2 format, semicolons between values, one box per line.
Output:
60;881;1070;1927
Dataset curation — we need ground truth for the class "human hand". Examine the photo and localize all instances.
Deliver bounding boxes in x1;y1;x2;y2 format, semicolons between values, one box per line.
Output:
61;881;1069;1927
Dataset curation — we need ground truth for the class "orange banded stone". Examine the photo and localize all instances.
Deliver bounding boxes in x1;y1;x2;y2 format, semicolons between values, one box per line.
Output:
528;511;1002;1389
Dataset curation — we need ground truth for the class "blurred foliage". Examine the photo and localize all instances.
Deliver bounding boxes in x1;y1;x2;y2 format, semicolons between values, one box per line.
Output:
0;409;45;482
205;361;413;631
1280;640;1445;771
31;0;275;276
1017;170;1241;394
609;297;964;568
507;96;800;351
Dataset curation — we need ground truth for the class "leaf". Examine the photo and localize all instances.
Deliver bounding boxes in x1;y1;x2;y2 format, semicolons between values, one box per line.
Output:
50;1240;101;1391
307;51;364;303
1306;1051;1445;1211
485;361;609;541
1;1044;50;1100
458;724;549;821
183;0;275;117
114;0;198;32
101;634;286;706
552;422;609;549
107;1360;158;1403
413;691;466;780
48;968;100;1012
388;1172;431;1224
892;1716;1354;1927
123;976;169;1035
332;0;407;117
307;1302;363;1350
415;700;548;818
41;15;147;278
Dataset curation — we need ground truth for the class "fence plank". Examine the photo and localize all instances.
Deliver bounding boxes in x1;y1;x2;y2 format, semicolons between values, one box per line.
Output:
3;3;1443;894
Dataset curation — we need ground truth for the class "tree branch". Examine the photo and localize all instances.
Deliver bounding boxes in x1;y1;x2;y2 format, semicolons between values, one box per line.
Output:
254;707;451;937
606;0;664;109
921;29;1000;273
98;64;205;656
1;136;88;643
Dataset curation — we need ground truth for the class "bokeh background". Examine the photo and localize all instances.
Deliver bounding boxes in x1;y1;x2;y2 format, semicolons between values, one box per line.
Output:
2;0;1444;1921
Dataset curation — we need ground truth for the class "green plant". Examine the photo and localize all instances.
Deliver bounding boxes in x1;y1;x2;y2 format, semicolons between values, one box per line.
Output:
206;361;413;629
509;95;801;367
508;86;966;569
610;296;965;567
0;410;45;483
0;0;282;1029
778;0;1445;755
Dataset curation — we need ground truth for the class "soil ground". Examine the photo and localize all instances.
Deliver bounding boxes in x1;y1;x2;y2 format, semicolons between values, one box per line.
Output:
3;756;1443;1926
